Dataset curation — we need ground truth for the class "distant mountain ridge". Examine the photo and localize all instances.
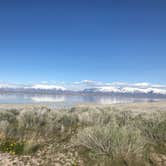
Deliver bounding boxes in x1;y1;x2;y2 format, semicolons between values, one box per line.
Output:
0;82;166;97
83;86;166;95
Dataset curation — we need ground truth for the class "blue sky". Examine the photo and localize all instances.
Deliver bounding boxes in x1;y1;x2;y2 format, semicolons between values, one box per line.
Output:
0;0;166;84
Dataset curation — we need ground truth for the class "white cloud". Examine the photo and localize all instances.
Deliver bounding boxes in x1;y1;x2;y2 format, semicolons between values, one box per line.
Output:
108;82;129;86
81;80;95;83
81;80;103;85
73;81;81;84
133;82;150;87
40;81;49;84
151;84;166;88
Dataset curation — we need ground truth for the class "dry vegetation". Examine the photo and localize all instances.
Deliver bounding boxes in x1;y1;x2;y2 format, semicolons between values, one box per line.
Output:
0;103;166;165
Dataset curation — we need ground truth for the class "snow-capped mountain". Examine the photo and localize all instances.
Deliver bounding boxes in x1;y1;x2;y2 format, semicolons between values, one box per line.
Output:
0;83;67;94
24;84;66;91
84;86;166;95
0;81;166;96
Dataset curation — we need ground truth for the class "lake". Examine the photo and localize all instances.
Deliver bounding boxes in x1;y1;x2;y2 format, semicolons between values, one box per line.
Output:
0;93;164;108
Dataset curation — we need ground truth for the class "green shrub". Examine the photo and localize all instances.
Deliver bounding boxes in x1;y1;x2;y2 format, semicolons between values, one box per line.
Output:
0;140;24;155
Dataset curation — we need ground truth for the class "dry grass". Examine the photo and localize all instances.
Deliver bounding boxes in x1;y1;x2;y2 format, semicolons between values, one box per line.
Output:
0;103;166;165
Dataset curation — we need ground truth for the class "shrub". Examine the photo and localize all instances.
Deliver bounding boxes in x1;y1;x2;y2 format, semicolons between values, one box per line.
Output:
72;123;146;165
136;112;166;145
0;140;24;155
23;139;40;154
0;109;18;123
17;107;49;130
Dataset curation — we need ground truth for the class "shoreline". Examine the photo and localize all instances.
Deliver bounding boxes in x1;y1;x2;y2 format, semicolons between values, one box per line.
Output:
0;100;166;111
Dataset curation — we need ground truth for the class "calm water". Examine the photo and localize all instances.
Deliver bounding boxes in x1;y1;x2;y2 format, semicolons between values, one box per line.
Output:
0;93;163;108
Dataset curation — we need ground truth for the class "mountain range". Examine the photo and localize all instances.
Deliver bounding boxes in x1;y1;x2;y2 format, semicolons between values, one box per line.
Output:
0;81;166;97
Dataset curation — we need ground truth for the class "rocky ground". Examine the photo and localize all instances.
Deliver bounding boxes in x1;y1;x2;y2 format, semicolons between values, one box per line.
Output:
0;149;166;166
0;142;83;166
